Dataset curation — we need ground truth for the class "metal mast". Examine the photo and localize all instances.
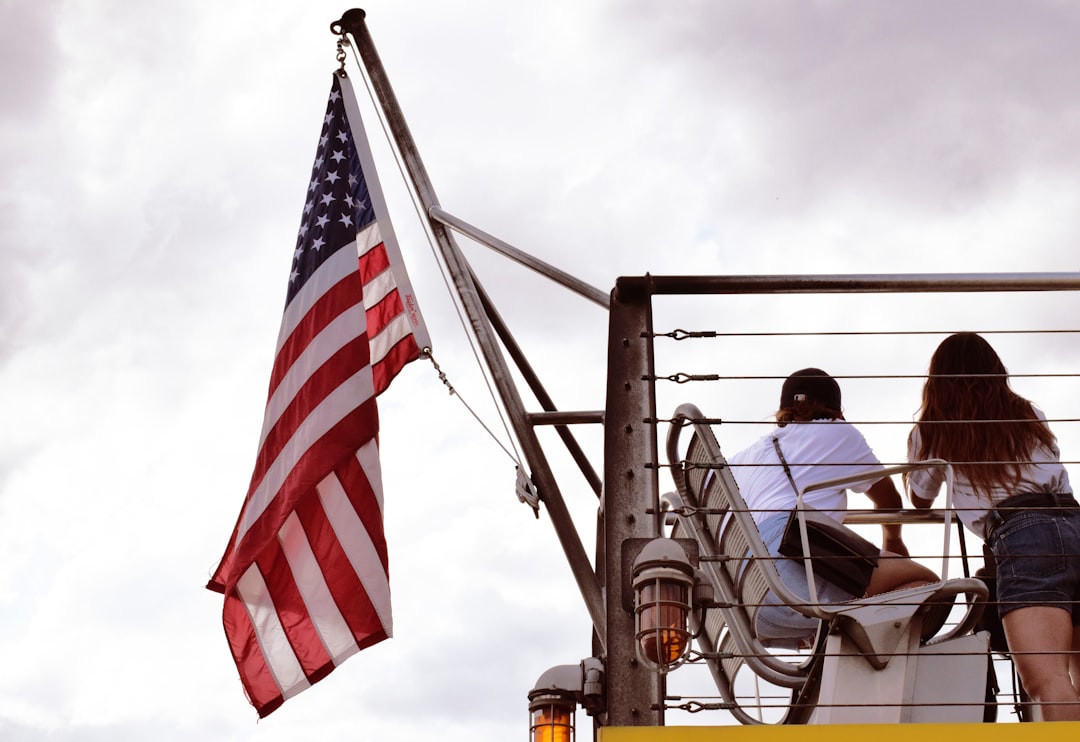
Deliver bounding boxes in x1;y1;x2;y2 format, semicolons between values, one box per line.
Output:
333;9;609;652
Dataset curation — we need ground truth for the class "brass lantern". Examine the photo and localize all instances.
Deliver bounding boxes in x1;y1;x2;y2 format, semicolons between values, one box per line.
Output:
527;659;603;742
632;538;695;673
528;665;579;742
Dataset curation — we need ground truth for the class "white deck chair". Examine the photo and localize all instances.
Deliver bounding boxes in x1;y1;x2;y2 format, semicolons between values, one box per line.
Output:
666;403;991;724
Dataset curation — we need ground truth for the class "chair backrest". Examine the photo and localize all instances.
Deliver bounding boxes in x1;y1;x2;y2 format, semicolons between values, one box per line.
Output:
665;404;818;688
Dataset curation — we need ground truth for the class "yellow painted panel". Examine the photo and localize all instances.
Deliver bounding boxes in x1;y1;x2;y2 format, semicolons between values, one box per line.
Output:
599;723;1080;742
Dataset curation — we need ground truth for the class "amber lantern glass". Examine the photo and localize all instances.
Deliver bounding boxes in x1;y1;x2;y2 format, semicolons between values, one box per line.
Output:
631;538;695;672
636;579;691;666
530;702;574;742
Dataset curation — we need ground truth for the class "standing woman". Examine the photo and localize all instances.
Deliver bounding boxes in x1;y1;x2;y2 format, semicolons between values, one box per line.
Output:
907;332;1080;721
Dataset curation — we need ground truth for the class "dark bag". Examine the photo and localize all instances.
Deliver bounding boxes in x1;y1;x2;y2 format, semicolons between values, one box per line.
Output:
778;507;880;596
769;435;880;596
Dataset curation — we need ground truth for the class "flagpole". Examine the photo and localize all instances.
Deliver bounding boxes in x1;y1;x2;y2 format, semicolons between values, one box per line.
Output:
333;9;608;651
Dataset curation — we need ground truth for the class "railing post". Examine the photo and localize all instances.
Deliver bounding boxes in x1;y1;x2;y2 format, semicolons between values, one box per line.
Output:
601;277;663;727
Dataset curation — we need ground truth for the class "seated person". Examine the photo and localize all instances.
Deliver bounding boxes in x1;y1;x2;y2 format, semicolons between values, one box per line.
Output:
729;368;937;644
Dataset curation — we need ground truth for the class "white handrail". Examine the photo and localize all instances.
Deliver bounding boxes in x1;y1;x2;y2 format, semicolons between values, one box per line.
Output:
797;459;956;602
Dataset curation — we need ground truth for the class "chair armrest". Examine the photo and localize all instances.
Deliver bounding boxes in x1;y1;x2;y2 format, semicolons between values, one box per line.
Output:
796;460;956;603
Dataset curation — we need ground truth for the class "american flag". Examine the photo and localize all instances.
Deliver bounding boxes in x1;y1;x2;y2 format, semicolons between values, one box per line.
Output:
208;72;428;717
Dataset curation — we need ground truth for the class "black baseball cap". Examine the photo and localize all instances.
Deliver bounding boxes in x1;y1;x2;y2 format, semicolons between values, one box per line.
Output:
780;368;842;410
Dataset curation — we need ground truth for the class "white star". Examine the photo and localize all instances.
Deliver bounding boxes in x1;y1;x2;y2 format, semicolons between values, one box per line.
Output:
313;154;324;170
336;130;349;144
311;236;325;251
339;212;353;228
329;90;341;103
303;200;314;214
290;267;300;283
316;214;329;229
348;173;358;187
320;193;335;207
345;194;355;208
324;112;333;125
331;149;346;163
298;223;309;236
294;245;304;261
326;171;340;184
320;133;329;148
356;197;369;213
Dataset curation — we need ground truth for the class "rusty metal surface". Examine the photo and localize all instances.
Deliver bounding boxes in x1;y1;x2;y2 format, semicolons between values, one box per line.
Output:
601;287;663;727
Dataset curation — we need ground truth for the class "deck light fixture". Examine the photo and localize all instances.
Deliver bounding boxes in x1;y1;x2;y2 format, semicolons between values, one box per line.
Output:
528;659;603;742
632;537;695;673
529;693;574;742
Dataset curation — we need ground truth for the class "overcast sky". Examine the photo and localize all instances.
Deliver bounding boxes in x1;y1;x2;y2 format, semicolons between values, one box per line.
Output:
3;1;1080;739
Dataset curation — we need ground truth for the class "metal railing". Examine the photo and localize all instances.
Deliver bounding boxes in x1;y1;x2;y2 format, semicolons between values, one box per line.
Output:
604;271;1080;727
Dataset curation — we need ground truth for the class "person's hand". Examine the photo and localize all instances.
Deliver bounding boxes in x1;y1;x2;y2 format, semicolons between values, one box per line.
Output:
882;532;910;557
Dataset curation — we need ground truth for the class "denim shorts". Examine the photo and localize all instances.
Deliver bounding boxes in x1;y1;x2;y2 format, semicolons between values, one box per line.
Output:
989;509;1080;623
754;513;858;644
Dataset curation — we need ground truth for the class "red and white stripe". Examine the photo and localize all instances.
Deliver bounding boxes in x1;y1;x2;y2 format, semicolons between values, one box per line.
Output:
209;74;428;717
210;245;394;716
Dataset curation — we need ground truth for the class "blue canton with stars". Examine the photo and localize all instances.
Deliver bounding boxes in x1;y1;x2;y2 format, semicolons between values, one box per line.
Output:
286;73;374;306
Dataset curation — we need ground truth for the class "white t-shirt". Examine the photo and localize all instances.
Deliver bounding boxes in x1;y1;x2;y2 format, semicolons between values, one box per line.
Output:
906;408;1072;540
729;419;886;525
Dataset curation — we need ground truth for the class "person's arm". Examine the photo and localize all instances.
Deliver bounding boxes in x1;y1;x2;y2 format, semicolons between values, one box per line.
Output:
865;477;910;557
904;464;942;509
905;425;940;510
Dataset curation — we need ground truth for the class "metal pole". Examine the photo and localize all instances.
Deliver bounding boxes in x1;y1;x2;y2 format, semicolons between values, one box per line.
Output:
601;276;662;726
472;270;604;497
430;205;610;309
642;272;1080;295
334;9;608;650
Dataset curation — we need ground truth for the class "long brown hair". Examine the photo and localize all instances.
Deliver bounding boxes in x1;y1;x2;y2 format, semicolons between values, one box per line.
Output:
911;332;1055;497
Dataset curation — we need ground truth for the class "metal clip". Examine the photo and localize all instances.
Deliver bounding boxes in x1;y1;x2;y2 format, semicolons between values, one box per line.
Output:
336;35;349;72
516;466;540;517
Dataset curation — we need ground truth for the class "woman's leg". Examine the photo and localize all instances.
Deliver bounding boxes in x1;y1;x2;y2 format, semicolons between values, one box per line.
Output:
864;551;937;596
1003;605;1080;721
754;514;852;644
